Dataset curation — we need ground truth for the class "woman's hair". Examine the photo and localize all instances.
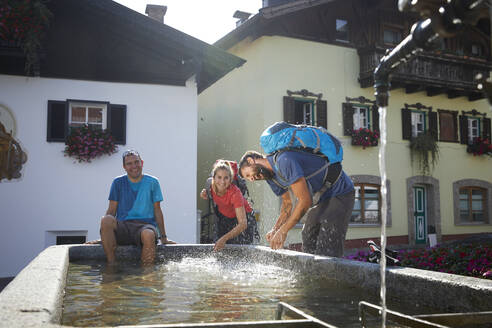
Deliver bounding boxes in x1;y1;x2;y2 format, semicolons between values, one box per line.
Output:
211;160;234;194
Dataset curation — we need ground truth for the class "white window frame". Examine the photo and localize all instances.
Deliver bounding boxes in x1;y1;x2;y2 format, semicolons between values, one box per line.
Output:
302;102;313;125
411;111;425;137
353;105;370;130
68;101;107;130
468;117;480;143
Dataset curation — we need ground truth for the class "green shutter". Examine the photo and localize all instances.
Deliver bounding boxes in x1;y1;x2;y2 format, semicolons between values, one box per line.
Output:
429;111;438;140
483;117;491;140
108;104;127;145
283;96;296;124
342;103;354;136
316;100;327;129
401;108;412;140
372;105;379;132
47;100;68;142
459;115;468;144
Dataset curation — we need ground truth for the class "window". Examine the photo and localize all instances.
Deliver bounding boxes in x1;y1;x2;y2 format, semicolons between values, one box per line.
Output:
459;187;485;222
44;230;88;247
353;105;371;130
453;179;491;226
293;100;314;125
56;235;86;245
383;28;402;45
471;43;483;57
411;111;426;137
335;19;349;42
47;99;127;144
351;183;380;224
401;103;437;141
468;117;480;143
293;99;314;125
283;94;327;128
342;99;379;136
459;110;491;145
69;102;107;131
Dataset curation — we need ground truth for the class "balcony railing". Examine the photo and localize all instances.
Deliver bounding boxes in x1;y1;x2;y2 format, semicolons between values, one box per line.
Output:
358;46;492;101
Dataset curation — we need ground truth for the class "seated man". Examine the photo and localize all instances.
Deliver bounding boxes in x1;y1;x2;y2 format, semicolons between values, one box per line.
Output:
100;149;175;264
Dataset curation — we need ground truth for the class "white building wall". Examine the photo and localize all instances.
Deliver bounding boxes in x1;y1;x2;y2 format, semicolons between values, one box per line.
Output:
0;74;198;277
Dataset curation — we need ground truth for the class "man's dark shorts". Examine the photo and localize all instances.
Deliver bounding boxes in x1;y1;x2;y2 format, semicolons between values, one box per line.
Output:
115;219;157;246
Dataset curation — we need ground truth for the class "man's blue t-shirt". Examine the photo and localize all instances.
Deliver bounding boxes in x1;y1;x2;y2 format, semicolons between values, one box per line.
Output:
266;151;353;203
108;174;163;226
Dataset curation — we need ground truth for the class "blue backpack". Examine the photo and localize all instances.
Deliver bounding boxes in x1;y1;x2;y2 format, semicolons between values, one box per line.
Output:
260;122;343;163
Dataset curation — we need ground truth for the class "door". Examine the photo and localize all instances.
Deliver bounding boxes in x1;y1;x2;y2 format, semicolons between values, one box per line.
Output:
414;186;427;244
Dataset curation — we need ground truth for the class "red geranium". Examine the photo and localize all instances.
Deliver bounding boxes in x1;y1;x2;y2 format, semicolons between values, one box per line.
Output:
64;125;118;163
466;137;492;157
351;128;379;149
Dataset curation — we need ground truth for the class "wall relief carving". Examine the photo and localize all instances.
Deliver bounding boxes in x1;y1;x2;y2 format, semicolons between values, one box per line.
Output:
0;121;27;181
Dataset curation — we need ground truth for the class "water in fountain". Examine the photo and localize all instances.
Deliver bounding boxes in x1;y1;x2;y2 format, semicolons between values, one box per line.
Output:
62;250;429;328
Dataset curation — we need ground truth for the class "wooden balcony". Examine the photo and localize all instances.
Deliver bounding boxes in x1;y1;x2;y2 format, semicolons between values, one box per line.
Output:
358;46;492;101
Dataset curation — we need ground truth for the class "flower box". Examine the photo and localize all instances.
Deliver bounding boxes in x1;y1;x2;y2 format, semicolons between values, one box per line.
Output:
351;128;379;149
466;137;492;157
64;125;117;163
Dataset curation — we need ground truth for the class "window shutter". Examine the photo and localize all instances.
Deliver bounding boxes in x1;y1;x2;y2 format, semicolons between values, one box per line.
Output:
459;115;468;144
283;96;296;124
438;111;458;142
401;107;412;140
342;103;354;136
316;100;327;129
452;111;458;142
371;105;379;132
108;104;127;145
47;100;68;142
483;117;491;140
429;111;438;140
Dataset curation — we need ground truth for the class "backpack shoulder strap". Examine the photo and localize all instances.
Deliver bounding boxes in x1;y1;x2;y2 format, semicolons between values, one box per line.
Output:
205;177;217;210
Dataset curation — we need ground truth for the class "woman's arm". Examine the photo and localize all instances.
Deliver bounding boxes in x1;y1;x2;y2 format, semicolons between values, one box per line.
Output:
214;206;247;251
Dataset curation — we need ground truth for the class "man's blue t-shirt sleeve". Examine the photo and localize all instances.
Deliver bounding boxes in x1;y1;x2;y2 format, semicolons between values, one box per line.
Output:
151;178;164;203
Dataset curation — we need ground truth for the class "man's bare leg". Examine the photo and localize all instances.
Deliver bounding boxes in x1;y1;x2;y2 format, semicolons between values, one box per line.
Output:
141;229;156;265
100;215;118;263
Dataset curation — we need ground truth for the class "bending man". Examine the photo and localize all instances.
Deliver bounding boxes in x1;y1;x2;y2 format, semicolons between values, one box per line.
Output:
238;150;354;257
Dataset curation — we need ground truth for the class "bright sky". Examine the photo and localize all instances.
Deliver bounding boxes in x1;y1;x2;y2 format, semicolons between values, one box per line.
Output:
113;0;263;44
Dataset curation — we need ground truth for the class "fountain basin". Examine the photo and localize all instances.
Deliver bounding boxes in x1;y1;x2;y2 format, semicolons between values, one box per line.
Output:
1;244;491;327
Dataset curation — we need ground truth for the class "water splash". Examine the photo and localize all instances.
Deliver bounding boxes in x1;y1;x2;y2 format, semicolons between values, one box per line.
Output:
378;106;388;328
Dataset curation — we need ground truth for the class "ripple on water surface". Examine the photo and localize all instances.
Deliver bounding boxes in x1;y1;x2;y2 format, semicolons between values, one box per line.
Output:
62;252;424;327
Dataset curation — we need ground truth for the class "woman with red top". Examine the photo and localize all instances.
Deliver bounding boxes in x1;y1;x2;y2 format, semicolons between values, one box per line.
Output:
200;160;256;251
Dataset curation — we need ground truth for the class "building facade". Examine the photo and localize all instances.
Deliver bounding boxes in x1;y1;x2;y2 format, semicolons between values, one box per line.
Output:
0;0;243;278
197;0;492;250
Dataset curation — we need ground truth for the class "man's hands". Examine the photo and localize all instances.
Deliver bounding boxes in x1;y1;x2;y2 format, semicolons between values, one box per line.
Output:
267;228;288;250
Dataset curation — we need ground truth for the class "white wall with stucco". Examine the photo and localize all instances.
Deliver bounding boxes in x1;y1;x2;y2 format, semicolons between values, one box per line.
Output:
0;74;198;277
